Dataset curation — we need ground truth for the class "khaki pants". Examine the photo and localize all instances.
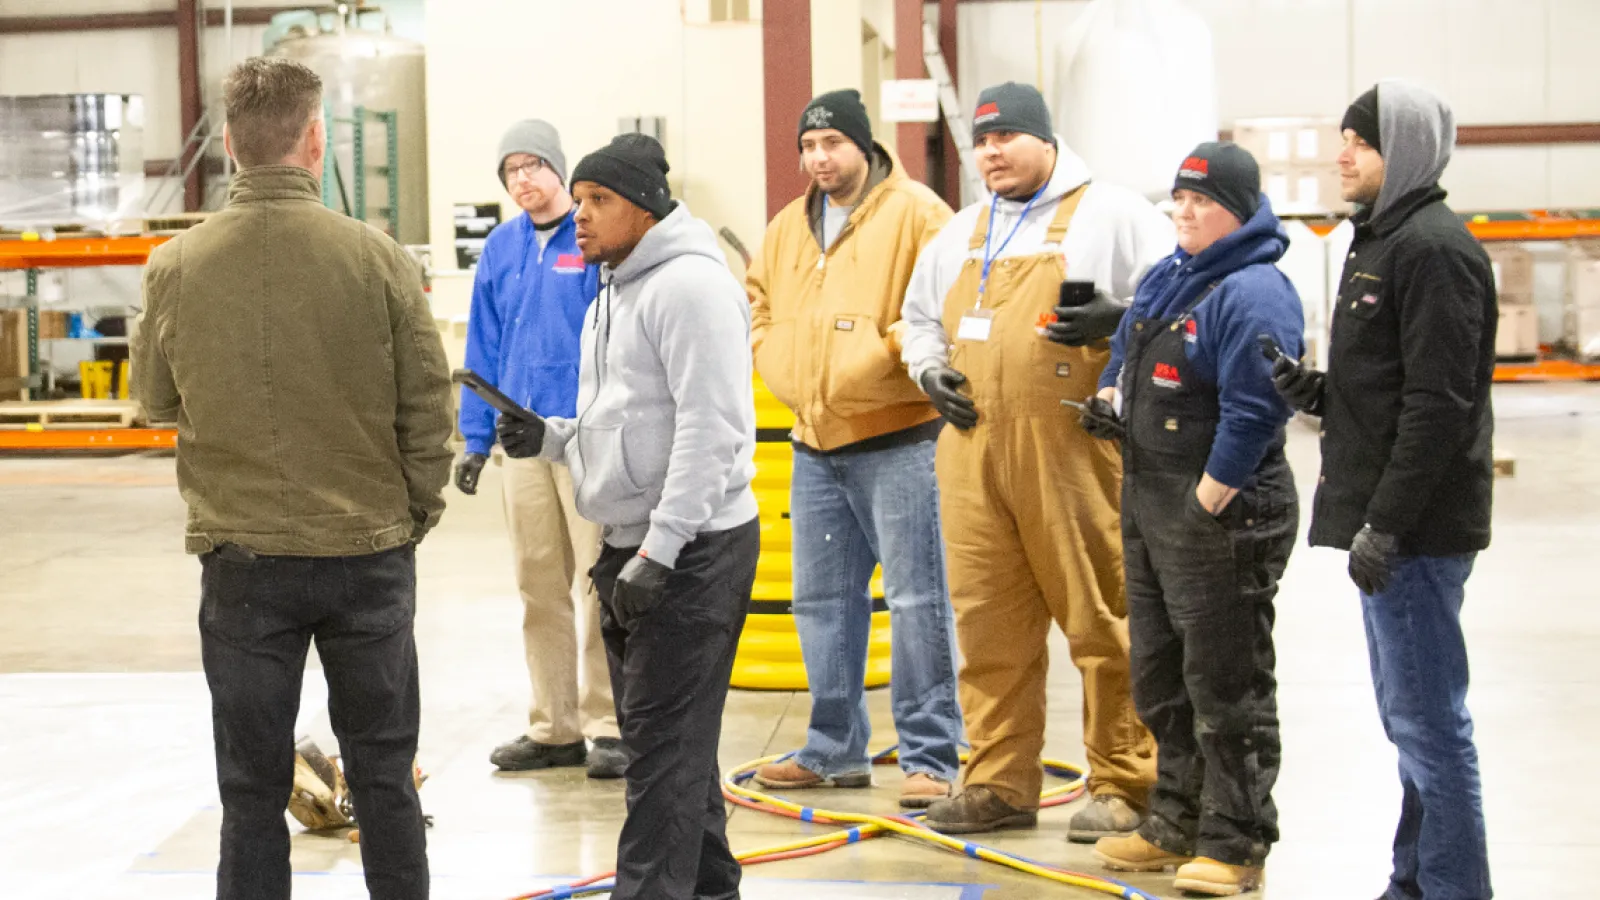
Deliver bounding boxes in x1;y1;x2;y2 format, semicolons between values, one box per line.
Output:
501;455;616;744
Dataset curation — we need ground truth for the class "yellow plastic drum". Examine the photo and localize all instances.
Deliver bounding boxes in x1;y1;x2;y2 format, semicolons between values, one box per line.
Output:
731;377;893;691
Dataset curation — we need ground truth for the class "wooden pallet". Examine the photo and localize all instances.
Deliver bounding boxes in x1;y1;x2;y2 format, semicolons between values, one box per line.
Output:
0;400;139;430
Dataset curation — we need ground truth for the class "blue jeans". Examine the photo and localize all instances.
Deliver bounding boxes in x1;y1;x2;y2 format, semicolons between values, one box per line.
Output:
790;439;963;781
1363;554;1492;900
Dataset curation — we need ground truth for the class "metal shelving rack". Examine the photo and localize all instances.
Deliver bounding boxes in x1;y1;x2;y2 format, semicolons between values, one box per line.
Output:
322;105;401;236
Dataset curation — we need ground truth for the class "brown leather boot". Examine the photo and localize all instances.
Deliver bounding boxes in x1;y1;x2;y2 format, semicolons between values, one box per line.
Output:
923;786;1038;834
1173;857;1265;896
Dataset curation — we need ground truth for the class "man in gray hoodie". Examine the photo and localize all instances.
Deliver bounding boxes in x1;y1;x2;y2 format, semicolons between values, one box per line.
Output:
496;133;758;900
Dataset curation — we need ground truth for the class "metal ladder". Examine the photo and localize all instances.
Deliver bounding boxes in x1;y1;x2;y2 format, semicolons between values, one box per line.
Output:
921;18;985;200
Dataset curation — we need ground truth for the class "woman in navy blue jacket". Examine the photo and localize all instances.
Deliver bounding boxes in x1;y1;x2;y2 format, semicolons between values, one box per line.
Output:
1079;142;1304;896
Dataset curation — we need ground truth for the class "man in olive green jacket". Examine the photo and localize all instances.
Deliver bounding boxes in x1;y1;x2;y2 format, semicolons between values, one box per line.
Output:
132;58;449;900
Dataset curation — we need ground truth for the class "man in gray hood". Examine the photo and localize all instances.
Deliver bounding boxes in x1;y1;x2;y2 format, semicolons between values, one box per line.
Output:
1273;82;1496;900
497;132;758;900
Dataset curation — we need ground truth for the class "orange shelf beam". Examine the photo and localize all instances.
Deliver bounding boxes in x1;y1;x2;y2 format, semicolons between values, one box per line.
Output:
0;428;176;451
1493;357;1600;383
0;235;172;269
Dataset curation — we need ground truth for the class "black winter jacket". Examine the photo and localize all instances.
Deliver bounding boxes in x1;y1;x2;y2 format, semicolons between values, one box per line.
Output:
1309;185;1496;555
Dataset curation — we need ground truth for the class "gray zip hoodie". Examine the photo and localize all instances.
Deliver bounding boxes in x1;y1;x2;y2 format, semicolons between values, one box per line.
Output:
1372;79;1457;222
540;203;757;566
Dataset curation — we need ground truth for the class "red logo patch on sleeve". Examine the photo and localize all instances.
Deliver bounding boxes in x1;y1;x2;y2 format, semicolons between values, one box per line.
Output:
554;253;586;273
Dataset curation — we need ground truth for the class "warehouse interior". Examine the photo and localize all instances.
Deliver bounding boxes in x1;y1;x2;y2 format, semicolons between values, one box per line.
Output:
1;1;1597;899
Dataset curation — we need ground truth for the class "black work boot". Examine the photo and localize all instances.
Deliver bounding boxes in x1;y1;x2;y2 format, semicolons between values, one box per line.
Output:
489;736;586;772
924;786;1038;834
586;737;628;779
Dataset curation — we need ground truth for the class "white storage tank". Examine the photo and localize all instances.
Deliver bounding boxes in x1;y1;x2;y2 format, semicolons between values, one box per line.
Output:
269;6;429;245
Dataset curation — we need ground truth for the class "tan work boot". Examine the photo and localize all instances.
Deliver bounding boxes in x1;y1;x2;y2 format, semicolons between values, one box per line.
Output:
1092;832;1193;872
752;758;871;790
898;772;952;810
924;786;1038;834
1067;793;1146;843
1173;857;1265;896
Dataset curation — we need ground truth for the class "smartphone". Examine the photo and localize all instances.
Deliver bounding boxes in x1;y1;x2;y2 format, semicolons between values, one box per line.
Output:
1058;280;1098;308
451;369;541;423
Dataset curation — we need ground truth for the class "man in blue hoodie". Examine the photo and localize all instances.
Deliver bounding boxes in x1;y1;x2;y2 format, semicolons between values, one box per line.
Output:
497;133;759;900
456;120;623;778
1078;143;1303;896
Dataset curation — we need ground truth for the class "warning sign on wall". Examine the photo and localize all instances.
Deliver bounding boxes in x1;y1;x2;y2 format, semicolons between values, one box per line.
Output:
880;79;940;123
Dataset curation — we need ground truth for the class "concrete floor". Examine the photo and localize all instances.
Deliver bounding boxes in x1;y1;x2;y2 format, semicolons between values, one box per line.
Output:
1;383;1596;900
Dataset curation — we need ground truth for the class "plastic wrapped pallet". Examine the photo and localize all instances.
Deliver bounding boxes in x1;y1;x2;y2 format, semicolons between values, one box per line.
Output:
0;94;146;232
1052;0;1217;201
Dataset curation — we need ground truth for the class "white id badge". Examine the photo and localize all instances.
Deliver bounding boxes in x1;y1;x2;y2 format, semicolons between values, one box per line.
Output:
957;309;995;342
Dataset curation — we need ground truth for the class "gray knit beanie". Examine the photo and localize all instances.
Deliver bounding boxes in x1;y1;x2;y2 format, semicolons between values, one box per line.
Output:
497;119;566;185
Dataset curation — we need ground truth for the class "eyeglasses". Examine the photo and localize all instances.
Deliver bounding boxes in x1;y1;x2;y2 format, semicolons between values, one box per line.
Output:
502;157;549;183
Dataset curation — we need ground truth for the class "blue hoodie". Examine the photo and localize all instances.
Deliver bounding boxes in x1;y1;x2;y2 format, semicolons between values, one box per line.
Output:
1101;197;1306;488
460;211;602;456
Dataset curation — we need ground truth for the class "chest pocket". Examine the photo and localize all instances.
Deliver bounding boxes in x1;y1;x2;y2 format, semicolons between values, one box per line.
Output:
1340;271;1385;321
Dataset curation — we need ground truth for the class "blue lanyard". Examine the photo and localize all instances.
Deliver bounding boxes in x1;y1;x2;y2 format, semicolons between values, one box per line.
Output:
979;186;1044;299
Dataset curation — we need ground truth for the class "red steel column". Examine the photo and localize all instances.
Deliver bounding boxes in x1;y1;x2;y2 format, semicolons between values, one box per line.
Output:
763;1;813;221
938;0;960;207
176;0;204;212
894;0;927;184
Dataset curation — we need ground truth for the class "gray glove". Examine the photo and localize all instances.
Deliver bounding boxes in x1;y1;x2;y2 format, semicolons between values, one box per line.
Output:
613;554;672;626
496;412;546;459
1047;291;1127;346
454;452;487;495
1349;525;1400;595
1079;396;1125;442
1271;355;1326;415
919;366;979;430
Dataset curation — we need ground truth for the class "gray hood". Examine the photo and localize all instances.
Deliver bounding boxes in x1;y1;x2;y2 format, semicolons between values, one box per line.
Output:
1373;79;1456;221
606;202;726;286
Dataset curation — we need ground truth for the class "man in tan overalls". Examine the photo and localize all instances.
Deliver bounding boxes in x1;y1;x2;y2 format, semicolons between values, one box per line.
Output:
900;82;1174;840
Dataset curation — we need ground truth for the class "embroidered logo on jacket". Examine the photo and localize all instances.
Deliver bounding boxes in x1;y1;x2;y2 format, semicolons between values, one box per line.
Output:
554;253;586;274
1184;319;1198;344
1152;362;1182;389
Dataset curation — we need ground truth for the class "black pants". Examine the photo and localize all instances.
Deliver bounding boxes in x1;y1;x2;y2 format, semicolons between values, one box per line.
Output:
1123;466;1297;867
199;544;428;900
591;518;759;900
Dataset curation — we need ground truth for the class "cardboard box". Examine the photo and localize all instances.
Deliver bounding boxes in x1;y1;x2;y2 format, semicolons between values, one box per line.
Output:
1263;165;1349;215
1496;305;1539;359
1566;304;1600;360
1233;118;1344;167
1485;244;1535;305
1569;244;1600;310
0;309;27;400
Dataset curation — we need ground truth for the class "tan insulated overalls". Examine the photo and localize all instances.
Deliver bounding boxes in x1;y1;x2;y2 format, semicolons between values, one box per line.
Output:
934;187;1156;809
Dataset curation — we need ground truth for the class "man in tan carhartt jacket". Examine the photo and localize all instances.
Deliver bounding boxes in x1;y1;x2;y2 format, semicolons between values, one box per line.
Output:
747;89;963;810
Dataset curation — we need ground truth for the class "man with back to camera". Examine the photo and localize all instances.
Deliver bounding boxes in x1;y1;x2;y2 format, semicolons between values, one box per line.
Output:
133;57;451;899
899;81;1173;840
746;88;963;810
1272;81;1496;900
494;133;758;900
456;119;623;779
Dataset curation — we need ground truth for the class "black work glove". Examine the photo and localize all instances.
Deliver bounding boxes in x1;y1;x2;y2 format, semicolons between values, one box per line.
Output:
1349;525;1400;595
919;366;979;430
1080;396;1125;442
454;452;487;495
613;554;672;626
495;412;546;459
1270;355;1326;415
1046;291;1127;346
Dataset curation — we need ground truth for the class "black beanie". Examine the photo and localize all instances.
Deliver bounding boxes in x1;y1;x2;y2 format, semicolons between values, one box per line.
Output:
571;133;674;221
799;89;873;158
1342;86;1383;154
971;81;1054;145
1173;141;1260;225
